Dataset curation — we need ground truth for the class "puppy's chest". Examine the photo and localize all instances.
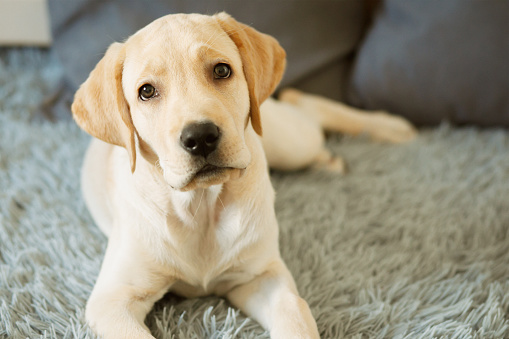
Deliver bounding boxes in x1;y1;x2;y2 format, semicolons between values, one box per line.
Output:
161;189;262;294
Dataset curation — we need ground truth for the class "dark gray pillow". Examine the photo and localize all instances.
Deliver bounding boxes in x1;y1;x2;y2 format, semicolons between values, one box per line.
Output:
347;0;509;126
48;0;367;102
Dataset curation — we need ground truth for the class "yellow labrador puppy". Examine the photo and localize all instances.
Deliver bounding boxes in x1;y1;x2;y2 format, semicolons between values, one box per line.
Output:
72;12;416;339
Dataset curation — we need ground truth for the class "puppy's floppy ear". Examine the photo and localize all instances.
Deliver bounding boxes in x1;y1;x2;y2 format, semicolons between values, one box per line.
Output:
216;12;286;136
71;42;137;172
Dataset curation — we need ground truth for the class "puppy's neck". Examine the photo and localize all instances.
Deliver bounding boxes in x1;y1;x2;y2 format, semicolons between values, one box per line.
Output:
130;154;225;227
129;127;267;229
170;184;224;227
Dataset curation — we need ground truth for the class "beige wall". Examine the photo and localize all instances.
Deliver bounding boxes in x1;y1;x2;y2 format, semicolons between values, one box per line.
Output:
0;0;51;46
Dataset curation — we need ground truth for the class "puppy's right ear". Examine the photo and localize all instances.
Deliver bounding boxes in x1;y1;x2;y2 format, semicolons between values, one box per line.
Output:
216;12;286;136
72;42;136;172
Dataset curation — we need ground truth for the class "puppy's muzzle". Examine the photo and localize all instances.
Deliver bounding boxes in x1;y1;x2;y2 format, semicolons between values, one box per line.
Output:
180;121;221;158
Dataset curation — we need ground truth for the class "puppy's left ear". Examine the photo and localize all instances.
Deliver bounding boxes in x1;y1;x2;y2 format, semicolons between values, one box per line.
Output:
72;42;137;173
216;12;286;136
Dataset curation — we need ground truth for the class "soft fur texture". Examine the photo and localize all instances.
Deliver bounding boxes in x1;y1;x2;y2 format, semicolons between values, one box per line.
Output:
1;50;509;339
72;13;325;339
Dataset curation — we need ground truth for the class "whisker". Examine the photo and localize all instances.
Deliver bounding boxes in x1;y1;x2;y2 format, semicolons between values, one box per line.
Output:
217;195;226;210
204;31;221;52
204;25;251;52
190;189;205;224
154;159;162;171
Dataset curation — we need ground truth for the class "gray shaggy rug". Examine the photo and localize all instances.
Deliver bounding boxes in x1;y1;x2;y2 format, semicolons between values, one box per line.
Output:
1;49;508;339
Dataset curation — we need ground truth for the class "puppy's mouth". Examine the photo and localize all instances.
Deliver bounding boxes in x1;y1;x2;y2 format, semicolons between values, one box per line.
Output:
174;163;245;191
194;164;230;178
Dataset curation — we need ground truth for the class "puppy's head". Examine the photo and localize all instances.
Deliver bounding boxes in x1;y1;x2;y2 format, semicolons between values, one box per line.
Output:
72;13;285;191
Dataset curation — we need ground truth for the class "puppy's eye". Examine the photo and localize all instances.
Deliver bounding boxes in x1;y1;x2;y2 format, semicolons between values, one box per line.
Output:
139;84;156;101
213;63;231;79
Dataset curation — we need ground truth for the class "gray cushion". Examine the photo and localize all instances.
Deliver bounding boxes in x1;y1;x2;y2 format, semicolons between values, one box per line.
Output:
348;0;509;126
48;0;367;101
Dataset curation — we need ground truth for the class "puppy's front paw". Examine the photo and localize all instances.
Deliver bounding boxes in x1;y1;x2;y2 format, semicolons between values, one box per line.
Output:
271;321;320;339
367;111;418;144
86;298;155;339
269;295;320;339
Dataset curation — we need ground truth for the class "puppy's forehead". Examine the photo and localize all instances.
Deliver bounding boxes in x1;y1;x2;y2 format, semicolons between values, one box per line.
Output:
126;14;236;65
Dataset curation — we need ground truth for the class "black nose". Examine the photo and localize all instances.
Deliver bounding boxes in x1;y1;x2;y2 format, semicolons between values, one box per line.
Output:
180;122;221;157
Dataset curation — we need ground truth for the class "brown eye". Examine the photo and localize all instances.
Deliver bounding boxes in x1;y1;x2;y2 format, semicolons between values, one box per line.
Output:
139;84;156;100
213;63;231;79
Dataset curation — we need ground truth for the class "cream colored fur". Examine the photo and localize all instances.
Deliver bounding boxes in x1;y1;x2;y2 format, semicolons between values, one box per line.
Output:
72;13;416;339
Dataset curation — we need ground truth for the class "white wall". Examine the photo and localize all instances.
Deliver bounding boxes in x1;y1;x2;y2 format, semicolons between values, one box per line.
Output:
0;0;51;46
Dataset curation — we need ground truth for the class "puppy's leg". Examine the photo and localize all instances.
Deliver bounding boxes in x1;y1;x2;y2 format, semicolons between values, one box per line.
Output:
279;88;417;143
227;259;319;339
260;98;346;173
310;149;347;173
86;233;173;339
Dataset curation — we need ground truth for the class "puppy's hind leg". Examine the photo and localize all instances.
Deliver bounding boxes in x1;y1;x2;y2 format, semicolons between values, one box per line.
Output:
310;149;348;174
260;98;346;173
279;88;417;143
